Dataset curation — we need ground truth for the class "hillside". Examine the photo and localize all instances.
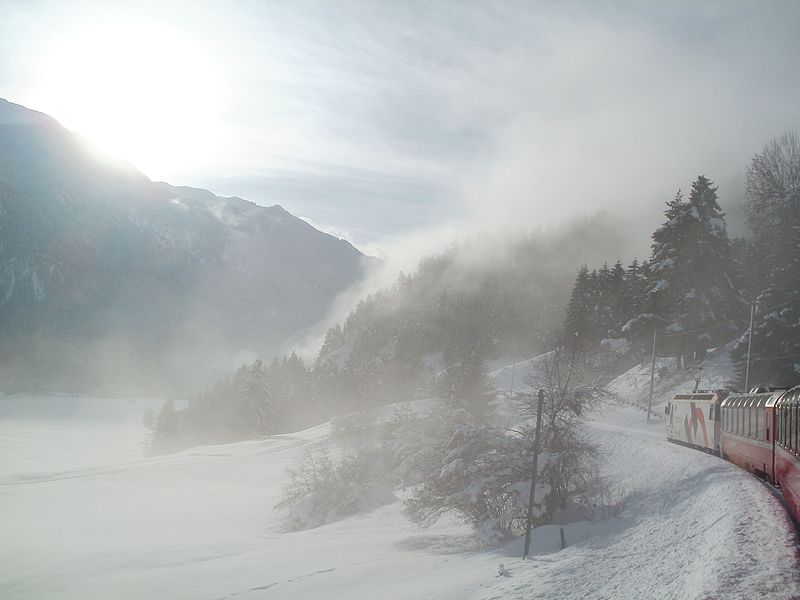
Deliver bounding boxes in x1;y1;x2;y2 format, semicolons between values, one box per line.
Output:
0;99;369;394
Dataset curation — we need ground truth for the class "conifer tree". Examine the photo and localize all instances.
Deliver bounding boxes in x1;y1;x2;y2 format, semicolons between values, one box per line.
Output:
230;360;272;437
643;179;741;365
564;265;592;351
607;260;627;335
619;258;645;332
152;399;179;450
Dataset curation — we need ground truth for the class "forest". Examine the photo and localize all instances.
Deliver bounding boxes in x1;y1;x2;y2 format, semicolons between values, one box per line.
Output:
150;132;800;456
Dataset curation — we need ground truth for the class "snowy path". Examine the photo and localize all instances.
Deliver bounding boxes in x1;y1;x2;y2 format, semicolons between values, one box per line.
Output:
486;407;800;599
1;397;799;599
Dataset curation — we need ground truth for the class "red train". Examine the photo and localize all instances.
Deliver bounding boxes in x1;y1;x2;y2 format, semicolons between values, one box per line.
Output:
665;385;800;525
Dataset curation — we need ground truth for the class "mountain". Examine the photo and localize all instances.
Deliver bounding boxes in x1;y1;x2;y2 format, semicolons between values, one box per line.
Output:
0;99;369;394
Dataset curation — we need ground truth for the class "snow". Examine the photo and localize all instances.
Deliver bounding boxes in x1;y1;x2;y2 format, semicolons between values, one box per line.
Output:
487;352;554;394
600;337;630;356
1;356;798;599
651;257;675;272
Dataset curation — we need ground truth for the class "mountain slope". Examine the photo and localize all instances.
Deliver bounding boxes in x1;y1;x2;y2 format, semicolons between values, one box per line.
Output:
0;98;369;394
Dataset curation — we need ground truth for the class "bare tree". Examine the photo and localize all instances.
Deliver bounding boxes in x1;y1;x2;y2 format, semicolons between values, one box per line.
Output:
745;131;800;242
518;344;611;516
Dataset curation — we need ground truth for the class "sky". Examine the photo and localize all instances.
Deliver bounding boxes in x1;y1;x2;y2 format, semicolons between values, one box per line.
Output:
1;0;799;257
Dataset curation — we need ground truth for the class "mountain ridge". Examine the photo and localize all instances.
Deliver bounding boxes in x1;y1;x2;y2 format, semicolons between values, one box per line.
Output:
0;98;369;395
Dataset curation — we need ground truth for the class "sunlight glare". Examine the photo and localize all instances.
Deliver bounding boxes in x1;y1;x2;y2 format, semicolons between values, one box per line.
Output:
35;22;225;179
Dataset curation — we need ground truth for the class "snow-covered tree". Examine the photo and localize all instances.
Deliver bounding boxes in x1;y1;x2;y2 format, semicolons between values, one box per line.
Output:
151;399;179;452
643;178;742;366
229;359;273;438
564;265;593;353
439;344;495;424
401;346;606;544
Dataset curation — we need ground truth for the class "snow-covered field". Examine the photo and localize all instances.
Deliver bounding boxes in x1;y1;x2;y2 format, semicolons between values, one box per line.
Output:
2;362;799;599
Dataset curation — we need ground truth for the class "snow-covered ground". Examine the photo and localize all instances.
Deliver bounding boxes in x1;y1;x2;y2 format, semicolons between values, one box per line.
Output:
1;358;799;599
0;395;170;479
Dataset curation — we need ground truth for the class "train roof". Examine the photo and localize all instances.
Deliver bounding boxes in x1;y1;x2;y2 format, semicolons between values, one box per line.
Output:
671;390;726;401
722;387;795;408
775;385;800;408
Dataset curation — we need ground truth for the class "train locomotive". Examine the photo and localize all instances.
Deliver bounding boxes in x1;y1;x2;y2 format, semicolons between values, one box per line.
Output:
665;385;800;525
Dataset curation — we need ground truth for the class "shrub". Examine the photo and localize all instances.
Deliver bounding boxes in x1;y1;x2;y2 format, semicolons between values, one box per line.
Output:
275;447;392;531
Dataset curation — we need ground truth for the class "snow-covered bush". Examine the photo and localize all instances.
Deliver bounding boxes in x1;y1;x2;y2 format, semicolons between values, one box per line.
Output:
402;415;546;544
384;346;606;545
578;466;629;521
275;447;392;531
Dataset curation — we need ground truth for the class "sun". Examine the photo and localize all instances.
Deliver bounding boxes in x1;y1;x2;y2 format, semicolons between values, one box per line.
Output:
33;21;225;180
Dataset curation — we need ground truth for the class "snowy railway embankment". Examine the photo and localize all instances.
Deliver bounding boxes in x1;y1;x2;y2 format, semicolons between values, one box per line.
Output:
1;360;800;599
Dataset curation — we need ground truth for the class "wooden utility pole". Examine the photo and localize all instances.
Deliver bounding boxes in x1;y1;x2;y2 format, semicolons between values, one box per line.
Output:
647;327;658;423
744;302;756;393
523;389;545;559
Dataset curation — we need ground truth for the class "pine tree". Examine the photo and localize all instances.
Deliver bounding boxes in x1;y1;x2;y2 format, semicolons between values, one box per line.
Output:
643;179;742;366
230;360;272;437
564;265;592;352
645;189;687;323
619;258;645;332
152;399;179;450
441;344;494;424
677;177;741;334
607;260;627;335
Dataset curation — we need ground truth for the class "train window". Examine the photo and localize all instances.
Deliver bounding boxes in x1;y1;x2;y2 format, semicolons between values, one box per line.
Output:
795;402;799;453
781;407;786;447
754;408;760;440
783;407;787;447
784;407;788;447
785;407;789;448
753;400;759;438
747;402;752;437
740;404;745;436
738;404;743;436
778;407;786;446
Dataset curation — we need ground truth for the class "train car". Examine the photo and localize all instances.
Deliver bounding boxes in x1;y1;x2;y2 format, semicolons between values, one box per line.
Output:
665;391;726;453
775;385;800;524
720;389;785;482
